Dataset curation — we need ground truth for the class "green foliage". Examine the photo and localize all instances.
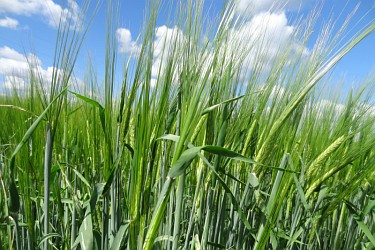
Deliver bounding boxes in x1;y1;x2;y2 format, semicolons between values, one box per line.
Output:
0;0;375;249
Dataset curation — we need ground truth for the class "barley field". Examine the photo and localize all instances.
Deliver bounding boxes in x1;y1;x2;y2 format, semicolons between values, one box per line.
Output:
1;0;375;249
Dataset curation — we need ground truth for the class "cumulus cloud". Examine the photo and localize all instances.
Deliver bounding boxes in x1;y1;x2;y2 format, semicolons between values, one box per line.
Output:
367;105;375;117
116;25;183;61
315;99;346;114
0;46;58;91
0;16;18;28
358;103;375;118
0;0;82;28
236;0;278;16
151;25;184;80
153;26;183;58
141;3;309;85
235;0;311;17
0;46;30;75
3;75;26;90
115;2;310;86
147;17;303;85
116;28;139;54
227;11;297;77
231;0;319;81
116;25;184;87
228;0;312;78
270;84;286;98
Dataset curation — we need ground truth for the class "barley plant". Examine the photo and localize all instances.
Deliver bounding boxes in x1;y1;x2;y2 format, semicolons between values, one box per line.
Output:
1;0;375;249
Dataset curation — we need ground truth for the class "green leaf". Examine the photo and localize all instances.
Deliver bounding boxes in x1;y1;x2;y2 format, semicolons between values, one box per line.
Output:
9;87;68;175
157;134;180;143
202;145;245;158
274;228;306;245
344;200;375;247
154;235;174;243
124;143;134;158
103;145;125;196
287;155;310;213
202;145;297;173
167;147;202;179
197;152;252;230
69;90;106;131
207;241;226;249
68;90;104;110
38;233;61;248
110;224;129;250
202;94;245;115
218;167;246;185
9;179;20;213
363;200;375;215
50;164;61;175
159;136;296;178
71;167;91;189
90;183;104;211
73;205;94;250
248;173;259;188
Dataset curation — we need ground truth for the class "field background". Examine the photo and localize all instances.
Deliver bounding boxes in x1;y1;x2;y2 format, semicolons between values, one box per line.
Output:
1;0;375;249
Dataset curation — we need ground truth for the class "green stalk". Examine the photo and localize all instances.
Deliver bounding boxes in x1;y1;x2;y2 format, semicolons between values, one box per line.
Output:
143;177;174;250
227;119;259;247
102;1;117;248
183;162;204;250
333;203;346;249
110;123;121;243
172;81;183;250
202;106;228;248
0;169;12;248
1;1;375;249
254;155;291;250
70;177;77;248
43;122;53;250
172;174;185;249
101;196;109;250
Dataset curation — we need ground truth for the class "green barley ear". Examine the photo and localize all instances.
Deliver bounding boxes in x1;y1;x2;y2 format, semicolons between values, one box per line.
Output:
305;135;347;181
1;1;375;249
256;21;375;168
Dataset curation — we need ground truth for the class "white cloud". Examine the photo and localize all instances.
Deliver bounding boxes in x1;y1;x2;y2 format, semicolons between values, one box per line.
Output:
0;46;25;61
117;25;185;86
0;16;18;28
369;105;375;117
235;0;311;17
116;28;139;54
236;0;277;16
0;46;58;91
230;0;312;78
151;25;184;83
270;84;286;98
116;25;184;79
360;103;375;117
115;7;309;87
150;78;157;88
0;0;82;28
227;11;297;76
3;75;26;90
116;14;298;85
153;26;183;59
0;46;30;75
313;99;346;121
230;0;316;79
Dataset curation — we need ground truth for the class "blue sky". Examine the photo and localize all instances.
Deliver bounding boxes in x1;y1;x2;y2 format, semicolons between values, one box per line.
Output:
0;0;374;94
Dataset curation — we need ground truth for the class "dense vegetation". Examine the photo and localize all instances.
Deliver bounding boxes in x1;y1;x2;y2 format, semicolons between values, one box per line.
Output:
1;1;375;249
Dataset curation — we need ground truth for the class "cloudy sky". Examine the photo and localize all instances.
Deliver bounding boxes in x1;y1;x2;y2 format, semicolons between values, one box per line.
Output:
0;0;374;92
